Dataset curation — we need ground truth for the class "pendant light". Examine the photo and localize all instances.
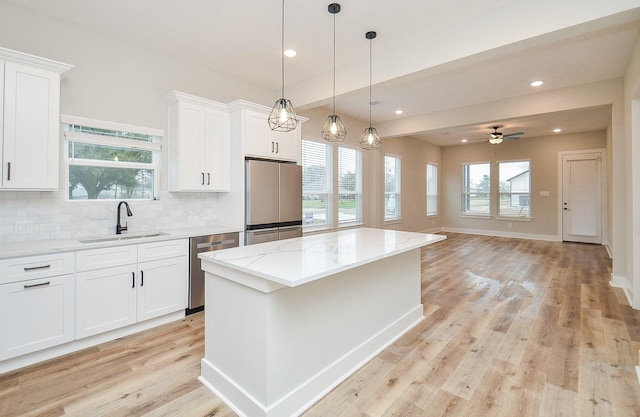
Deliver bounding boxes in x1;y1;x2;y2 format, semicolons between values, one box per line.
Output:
321;3;347;142
360;31;381;150
269;0;298;132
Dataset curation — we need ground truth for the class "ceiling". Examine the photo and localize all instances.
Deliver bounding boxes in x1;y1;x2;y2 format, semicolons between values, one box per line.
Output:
5;0;640;146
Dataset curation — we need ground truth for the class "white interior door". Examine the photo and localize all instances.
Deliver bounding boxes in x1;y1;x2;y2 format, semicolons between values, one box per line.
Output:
562;152;602;244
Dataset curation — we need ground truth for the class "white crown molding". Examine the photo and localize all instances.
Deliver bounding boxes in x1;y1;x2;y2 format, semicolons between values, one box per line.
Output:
0;47;73;75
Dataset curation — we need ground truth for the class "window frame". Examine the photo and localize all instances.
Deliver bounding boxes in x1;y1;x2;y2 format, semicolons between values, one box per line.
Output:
384;154;402;222
62;115;162;201
302;139;333;230
338;145;363;227
461;161;491;218
426;162;438;217
497;159;532;220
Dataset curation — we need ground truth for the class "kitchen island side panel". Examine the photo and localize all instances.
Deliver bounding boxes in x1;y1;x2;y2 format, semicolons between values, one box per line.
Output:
201;248;422;417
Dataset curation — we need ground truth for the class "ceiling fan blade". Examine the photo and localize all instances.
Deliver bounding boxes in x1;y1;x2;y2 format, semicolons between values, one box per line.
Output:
503;132;524;138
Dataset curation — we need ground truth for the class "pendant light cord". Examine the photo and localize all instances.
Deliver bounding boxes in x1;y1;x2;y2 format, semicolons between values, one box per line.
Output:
332;11;336;115
368;36;372;129
281;0;285;98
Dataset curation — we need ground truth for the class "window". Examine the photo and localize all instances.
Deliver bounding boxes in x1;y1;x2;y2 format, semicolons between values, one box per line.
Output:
384;155;401;220
302;140;332;228
338;147;362;225
63;116;161;200
499;160;531;218
462;162;490;215
426;163;438;216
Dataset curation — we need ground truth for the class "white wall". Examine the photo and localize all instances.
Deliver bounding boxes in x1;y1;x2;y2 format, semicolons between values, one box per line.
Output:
619;31;640;307
440;131;607;240
0;2;275;242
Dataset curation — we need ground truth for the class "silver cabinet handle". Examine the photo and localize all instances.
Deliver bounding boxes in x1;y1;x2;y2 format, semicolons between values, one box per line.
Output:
275;142;279;153
132;272;135;288
6;162;11;181
140;270;144;286
201;172;205;185
207;173;211;185
24;264;51;271
24;281;50;289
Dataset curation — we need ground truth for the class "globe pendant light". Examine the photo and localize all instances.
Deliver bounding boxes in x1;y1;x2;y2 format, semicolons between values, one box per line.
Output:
360;31;381;150
321;3;347;142
269;0;298;132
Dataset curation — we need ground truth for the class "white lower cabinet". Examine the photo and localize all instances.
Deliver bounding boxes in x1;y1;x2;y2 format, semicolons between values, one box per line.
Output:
137;256;187;322
75;239;187;339
0;274;75;361
76;265;137;339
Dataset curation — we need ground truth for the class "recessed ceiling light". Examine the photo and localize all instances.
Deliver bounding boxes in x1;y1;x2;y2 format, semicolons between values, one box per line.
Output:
461;139;468;143
394;109;404;115
284;49;297;57
530;80;544;87
553;128;562;133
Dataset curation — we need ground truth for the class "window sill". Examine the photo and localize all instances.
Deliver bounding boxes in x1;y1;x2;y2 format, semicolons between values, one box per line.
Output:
303;225;333;234
460;213;492;220
496;216;532;222
338;222;364;230
384;218;403;225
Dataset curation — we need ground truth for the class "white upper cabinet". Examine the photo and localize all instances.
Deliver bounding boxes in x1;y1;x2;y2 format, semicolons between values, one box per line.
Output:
0;48;72;190
166;91;230;192
230;100;303;163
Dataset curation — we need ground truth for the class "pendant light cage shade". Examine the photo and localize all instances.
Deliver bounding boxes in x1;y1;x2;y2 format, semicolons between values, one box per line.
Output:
322;114;347;142
322;3;347;142
359;126;382;150
361;30;380;150
269;0;298;132
269;98;298;132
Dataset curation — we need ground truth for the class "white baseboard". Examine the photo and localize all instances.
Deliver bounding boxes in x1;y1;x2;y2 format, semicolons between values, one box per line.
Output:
610;273;634;308
441;227;561;242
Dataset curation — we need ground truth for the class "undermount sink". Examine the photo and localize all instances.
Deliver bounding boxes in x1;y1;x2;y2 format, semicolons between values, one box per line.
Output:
78;232;169;244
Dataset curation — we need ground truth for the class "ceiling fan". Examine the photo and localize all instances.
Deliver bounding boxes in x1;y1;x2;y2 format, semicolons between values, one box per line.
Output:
487;125;524;144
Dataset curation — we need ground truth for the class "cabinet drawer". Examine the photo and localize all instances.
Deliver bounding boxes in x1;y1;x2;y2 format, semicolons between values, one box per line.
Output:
76;245;137;272
0;252;75;284
138;239;187;262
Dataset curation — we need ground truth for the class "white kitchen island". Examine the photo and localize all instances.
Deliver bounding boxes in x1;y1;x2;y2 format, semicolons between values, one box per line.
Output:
198;228;445;417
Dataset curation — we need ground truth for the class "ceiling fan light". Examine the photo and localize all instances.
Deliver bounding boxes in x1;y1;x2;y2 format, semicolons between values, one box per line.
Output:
322;114;347;142
489;137;503;145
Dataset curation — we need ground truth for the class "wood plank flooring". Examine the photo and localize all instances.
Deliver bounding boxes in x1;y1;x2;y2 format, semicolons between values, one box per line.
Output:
2;233;640;416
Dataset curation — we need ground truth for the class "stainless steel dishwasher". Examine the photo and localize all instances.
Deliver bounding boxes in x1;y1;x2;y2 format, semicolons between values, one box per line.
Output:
187;232;239;314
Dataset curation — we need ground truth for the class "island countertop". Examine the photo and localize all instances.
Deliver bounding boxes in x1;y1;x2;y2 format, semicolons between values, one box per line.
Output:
198;227;446;287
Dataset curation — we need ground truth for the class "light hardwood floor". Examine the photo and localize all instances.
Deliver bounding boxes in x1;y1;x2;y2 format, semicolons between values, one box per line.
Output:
2;233;640;416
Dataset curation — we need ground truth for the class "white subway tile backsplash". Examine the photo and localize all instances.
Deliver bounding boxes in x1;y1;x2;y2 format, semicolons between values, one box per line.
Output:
0;191;221;242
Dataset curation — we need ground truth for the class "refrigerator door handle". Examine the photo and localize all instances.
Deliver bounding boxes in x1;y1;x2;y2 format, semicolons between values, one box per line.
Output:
278;226;301;232
251;229;278;235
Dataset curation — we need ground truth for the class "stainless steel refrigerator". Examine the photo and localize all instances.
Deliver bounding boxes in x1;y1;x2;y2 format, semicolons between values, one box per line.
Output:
245;159;303;245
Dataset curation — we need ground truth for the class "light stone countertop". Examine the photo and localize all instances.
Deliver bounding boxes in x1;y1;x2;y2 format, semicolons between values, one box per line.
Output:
0;225;242;260
199;228;446;287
